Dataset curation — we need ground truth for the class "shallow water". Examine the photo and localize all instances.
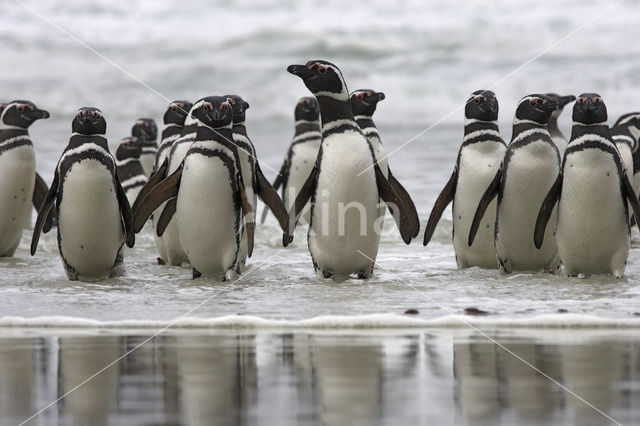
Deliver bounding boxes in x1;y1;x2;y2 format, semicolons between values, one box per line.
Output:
1;328;639;426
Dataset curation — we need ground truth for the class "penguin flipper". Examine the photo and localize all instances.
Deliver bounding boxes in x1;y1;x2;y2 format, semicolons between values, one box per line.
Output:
32;172;54;232
255;163;288;232
133;165;182;233
283;165;318;247
114;175;135;248
132;158;167;215
622;172;640;233
388;168;420;238
375;164;413;244
239;182;255;257
534;173;563;249
468;168;501;247
423;169;457;246
260;160;289;224
31;171;58;255
156;197;177;237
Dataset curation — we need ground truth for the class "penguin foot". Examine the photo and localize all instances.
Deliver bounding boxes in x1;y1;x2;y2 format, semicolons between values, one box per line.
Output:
315;269;333;279
157;257;166;265
192;268;202;280
357;265;374;279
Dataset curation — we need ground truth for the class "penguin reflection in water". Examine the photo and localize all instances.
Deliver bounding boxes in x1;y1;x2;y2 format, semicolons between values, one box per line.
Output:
535;94;640;278
31;108;135;281
468;94;562;273
423;90;506;269
284;60;416;279
0;100;53;257
133;96;288;280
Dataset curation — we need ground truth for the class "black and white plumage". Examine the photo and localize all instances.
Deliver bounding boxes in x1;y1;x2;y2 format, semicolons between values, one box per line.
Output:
0;100;51;257
469;94;561;273
115;136;147;207
545;93;576;154
132;97;253;280
611;112;640;199
423;90;506;269
285;60;415;279
132;118;158;178
535;94;640;278
225;94;288;268
31;107;134;281
350;89;420;238
262;96;321;225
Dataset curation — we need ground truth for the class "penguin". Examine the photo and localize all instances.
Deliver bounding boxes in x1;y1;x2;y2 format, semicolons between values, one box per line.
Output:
133;102;203;266
0;100;51;257
468;94;561;273
131;118;158;178
225;94;289;267
114;136;147;207
423;90;506;269
612;112;640;199
534;94;640;278
131;97;254;280
31;107;135;281
545;93;576;154
284;60;415;279
350;89;420;237
261;97;322;226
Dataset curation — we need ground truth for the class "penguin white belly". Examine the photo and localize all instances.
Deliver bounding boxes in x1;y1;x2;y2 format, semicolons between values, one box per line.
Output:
453;143;505;268
236;149;255;267
58;160;124;280
140;152;155;178
495;142;559;272
0;146;35;256
557;150;629;277
177;155;240;277
616;143;633;178
162;142;193;266
308;131;379;277
284;142;320;224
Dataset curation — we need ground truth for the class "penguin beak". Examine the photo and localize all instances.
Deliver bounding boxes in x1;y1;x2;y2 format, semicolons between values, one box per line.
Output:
287;64;313;79
212;109;226;121
243;101;250;110
584;98;598;113
376;92;386;102
540;97;560;113
557;95;576;108
32;108;49;120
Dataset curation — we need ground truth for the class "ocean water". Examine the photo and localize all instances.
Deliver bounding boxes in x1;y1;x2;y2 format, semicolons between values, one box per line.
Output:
2;0;640;424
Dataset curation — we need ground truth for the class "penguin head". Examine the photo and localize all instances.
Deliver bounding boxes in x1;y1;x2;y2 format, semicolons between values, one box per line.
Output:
350;90;385;117
132;118;158;142
614;112;640;128
287;60;349;100
115;137;142;161
193;96;234;129
573;93;607;125
163;100;193;126
0;100;49;129
545;93;576;114
514;94;559;125
294;97;319;121
72;107;106;135
224;95;250;124
465;90;498;121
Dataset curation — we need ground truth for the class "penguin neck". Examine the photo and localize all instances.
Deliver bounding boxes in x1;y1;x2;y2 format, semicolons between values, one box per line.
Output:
354;115;376;131
161;123;183;141
0;127;28;139
463;118;499;135
68;134;109;151
547;112;565;139
512;120;547;137
316;96;354;130
570;123;611;141
233;122;248;137
294;120;321;136
197;125;236;147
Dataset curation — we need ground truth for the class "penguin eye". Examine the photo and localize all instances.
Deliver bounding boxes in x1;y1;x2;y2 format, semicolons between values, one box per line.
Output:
16;105;24;113
596;98;603;105
474;98;481;104
170;105;178;112
529;99;538;106
357;93;365;100
312;63;327;74
93;112;101;120
76;111;83;119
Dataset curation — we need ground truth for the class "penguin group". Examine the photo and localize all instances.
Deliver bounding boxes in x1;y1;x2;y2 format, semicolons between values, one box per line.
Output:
7;59;640;281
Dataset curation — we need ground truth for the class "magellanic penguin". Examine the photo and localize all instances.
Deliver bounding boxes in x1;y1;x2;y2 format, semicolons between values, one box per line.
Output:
545;93;576;154
261;97;321;226
31;107;135;281
350;89;420;238
133;102;202;266
114;136;147;207
534;94;640;278
225;94;289;268
611;112;640;200
132;97;255;280
131;118;158;178
0;100;52;256
285;60;415;279
423;90;506;269
468;94;561;273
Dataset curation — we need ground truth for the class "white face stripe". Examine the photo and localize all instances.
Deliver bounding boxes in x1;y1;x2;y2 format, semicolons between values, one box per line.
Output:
184;100;206;126
464;118;497;125
0;102;33;129
463;129;502;142
353;115;372;120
